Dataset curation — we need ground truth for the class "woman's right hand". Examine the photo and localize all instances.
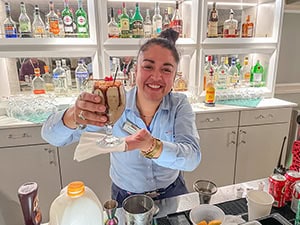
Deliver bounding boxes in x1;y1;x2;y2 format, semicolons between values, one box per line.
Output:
62;92;108;129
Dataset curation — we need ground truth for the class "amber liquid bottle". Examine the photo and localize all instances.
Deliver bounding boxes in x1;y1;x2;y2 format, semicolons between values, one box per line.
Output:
242;15;254;38
207;2;218;38
205;68;216;107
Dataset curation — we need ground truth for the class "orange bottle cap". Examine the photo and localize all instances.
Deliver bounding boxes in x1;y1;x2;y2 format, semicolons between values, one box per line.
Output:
67;181;85;197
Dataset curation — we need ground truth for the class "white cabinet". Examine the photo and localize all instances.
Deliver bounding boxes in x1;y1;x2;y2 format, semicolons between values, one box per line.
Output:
184;111;239;191
58;143;112;204
184;105;293;191
0;126;60;224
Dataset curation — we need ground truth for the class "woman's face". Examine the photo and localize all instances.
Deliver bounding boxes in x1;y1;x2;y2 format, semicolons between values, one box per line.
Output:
135;45;177;102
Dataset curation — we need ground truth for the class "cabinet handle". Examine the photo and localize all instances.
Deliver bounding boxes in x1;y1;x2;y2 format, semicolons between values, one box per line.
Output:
203;117;220;123
255;114;274;120
44;148;57;166
239;129;247;145
229;131;236;145
8;133;32;139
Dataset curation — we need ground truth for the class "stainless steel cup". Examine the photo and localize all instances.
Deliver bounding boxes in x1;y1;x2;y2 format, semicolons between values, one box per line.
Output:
122;194;154;225
193;180;218;204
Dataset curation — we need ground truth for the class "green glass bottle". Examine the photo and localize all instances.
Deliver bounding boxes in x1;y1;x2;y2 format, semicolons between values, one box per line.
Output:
62;0;74;37
250;60;264;87
132;3;144;38
75;0;89;38
120;2;130;38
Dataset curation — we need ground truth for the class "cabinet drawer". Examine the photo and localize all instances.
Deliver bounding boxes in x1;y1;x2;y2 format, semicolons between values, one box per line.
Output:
0;126;47;147
196;111;239;129
240;108;292;126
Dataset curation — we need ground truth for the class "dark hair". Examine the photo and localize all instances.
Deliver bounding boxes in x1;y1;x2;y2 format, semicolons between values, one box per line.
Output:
137;29;180;64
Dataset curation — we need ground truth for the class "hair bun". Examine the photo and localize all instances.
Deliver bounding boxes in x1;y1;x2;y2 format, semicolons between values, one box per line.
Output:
158;29;179;45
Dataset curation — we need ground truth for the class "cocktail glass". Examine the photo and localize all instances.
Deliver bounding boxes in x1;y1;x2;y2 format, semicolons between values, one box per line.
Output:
89;79;126;147
193;180;218;204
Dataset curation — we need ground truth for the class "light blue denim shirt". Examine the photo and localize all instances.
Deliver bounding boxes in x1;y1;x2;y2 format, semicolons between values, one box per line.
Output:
41;86;201;193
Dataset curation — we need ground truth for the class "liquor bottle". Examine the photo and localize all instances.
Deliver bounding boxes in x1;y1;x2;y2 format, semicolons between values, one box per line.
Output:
42;65;54;92
223;9;238;38
132;3;144;38
52;60;68;95
32;68;46;94
152;2;162;37
174;72;188;91
119;2;130;38
205;68;216;107
61;59;72;92
144;9;152;38
207;2;218;38
162;8;171;31
171;1;183;37
108;8;119;38
242;15;254;38
46;1;60;37
32;5;46;38
203;55;213;91
19;2;32;38
75;0;89;38
117;8;122;27
3;2;18;38
250;60;264;87
240;56;251;87
56;9;65;38
62;0;75;37
227;57;239;88
128;9;134;38
75;59;89;92
216;57;228;89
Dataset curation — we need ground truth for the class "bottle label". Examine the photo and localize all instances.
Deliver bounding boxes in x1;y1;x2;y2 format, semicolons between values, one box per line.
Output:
132;20;144;37
77;16;87;26
4;24;17;37
208;21;218;37
19;22;31;32
205;87;215;103
33;89;46;94
49;19;60;35
253;73;262;82
63;15;73;26
75;71;89;79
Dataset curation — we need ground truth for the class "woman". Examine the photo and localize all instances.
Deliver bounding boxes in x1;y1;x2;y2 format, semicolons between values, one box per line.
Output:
41;29;201;205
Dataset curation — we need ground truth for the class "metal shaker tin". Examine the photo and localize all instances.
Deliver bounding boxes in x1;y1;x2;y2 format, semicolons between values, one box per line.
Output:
291;180;300;213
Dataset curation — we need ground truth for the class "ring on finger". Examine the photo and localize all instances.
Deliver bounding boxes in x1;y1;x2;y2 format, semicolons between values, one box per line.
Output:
78;110;86;121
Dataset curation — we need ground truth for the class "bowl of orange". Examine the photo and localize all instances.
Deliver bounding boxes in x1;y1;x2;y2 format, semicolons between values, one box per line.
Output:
189;204;225;225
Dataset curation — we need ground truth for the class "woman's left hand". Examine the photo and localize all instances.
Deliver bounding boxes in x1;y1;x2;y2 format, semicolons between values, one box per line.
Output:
125;129;154;152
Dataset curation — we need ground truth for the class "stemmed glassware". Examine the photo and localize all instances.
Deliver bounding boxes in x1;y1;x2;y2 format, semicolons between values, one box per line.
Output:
88;78;126;147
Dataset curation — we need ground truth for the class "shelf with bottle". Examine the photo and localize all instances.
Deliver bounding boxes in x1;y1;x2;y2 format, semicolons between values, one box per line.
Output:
101;0;200;50
197;48;278;100
201;0;283;45
0;0;97;46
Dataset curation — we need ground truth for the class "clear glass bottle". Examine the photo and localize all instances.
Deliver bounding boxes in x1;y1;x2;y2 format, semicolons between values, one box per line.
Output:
32;5;46;38
75;0;89;38
144;9;152;38
62;59;73;92
108;8;119;38
62;0;75;37
46;1;60;37
75;59;89;92
171;1;183;37
42;65;54;92
120;2;130;38
242;15;254;38
19;2;32;38
207;2;218;38
174;72;188;91
227;57;239;88
205;68;216;107
251;60;265;87
3;2;18;38
132;3;144;38
203;55;213;91
56;9;65;38
223;9;238;38
240;56;251;87
52;60;68;95
162;8;170;31
216;57;228;90
152;2;162;37
32;68;46;94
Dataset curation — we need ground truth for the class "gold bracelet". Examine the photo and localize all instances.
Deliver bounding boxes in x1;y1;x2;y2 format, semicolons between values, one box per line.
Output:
144;139;162;159
143;138;156;154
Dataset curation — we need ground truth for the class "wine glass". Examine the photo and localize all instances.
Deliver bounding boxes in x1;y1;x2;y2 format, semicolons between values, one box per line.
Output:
88;79;126;147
